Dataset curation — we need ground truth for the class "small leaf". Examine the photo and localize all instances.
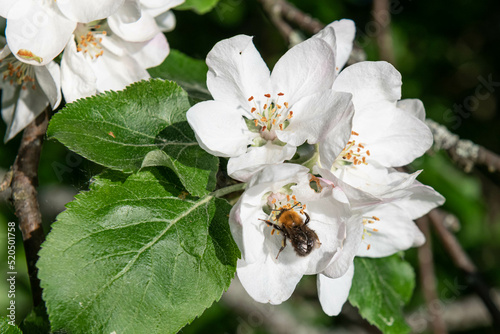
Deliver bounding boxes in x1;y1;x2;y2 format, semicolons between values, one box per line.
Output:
148;49;211;101
348;255;415;334
176;0;220;14
38;169;239;334
48;79;217;196
0;318;22;334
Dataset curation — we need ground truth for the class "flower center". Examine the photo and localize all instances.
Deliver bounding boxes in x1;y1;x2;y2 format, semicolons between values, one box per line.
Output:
333;131;370;169
362;215;380;250
74;22;107;59
0;56;36;90
247;93;294;140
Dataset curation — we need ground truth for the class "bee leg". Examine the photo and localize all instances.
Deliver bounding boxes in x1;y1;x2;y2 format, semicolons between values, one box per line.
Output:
303;212;311;225
259;219;282;232
276;235;287;260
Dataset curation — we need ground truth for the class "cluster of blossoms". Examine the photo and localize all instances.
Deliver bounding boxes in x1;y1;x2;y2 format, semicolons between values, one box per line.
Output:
0;0;184;142
187;19;445;315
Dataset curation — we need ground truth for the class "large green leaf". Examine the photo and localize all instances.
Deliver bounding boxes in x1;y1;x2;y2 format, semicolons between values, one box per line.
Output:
348;255;415;334
148;49;211;101
176;0;220;14
38;169;239;334
0;318;22;334
48;79;217;196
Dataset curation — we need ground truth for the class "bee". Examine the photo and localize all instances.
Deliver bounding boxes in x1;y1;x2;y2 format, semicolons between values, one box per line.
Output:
261;205;321;259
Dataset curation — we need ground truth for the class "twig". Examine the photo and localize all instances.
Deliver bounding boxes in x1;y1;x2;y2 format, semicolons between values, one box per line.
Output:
278;0;324;34
428;209;500;328
258;0;297;46
10;107;50;307
372;0;395;64
426;119;500;174
416;216;448;334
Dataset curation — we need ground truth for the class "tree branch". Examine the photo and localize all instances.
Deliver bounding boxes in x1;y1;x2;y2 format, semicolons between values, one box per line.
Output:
428;209;500;327
10;107;50;307
416;216;448;334
426;119;500;174
372;0;395;64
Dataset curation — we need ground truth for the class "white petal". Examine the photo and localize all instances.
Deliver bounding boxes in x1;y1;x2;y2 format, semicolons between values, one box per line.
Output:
314;19;355;74
108;10;160;42
34;62;61;109
141;0;185;9
356;203;425;257
186;100;252;158
391;181;445;219
276;90;353;147
317;264;354;316
333;61;401;110
321;214;363;278
237;258;305;304
318;100;354;169
1;83;49;142
110;0;141;24
88;48;150;93
227;142;296;182
154;10;176;32
397;98;426;121
206;35;271;109
6;0;75;66
56;0;125;23
120;32;169;69
354;101;432;166
0;0;16;18
247;163;310;188
271;37;335;105
61;38;97;102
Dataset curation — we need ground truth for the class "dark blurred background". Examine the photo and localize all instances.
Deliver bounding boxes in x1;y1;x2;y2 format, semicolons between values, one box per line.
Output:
1;0;500;333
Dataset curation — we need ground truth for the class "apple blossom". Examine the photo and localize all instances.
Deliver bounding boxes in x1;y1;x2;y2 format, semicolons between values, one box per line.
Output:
229;164;363;304
0;44;61;142
108;0;185;43
315;167;445;315
0;0;125;66
187;21;357;181
60;22;169;102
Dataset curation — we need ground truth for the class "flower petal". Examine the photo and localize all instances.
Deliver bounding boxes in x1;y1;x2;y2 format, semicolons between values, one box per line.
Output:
317;264;354;316
57;0;126;23
354;101;433;166
276;90;353;147
108;10;160;42
237;257;305;304
187;100;253;158
227;142;296;182
397;98;426;121
206;35;271;110
0;0;16;18
314;19;355;75
120;32;169;69
271;37;335;105
1;82;49;142
61;38;97;102
110;0;141;24
34;61;61;110
333;61;401;110
153;10;176;32
356;202;425;257
6;0;75;66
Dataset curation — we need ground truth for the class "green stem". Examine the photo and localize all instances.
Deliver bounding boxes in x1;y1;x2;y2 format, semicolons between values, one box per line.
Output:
212;183;247;198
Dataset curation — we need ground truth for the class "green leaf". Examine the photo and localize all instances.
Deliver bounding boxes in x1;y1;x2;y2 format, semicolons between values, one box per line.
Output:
148;49;211;101
0;318;22;334
19;305;51;334
38;169;239;334
348;255;415;334
48;79;217;196
176;0;220;14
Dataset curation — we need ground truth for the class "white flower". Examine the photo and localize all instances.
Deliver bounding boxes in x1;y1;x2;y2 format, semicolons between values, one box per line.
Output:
187;20;357;182
0;44;61;142
229;164;363;304
60;22;168;102
319;61;433;193
108;0;184;42
0;0;125;66
315;167;445;315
